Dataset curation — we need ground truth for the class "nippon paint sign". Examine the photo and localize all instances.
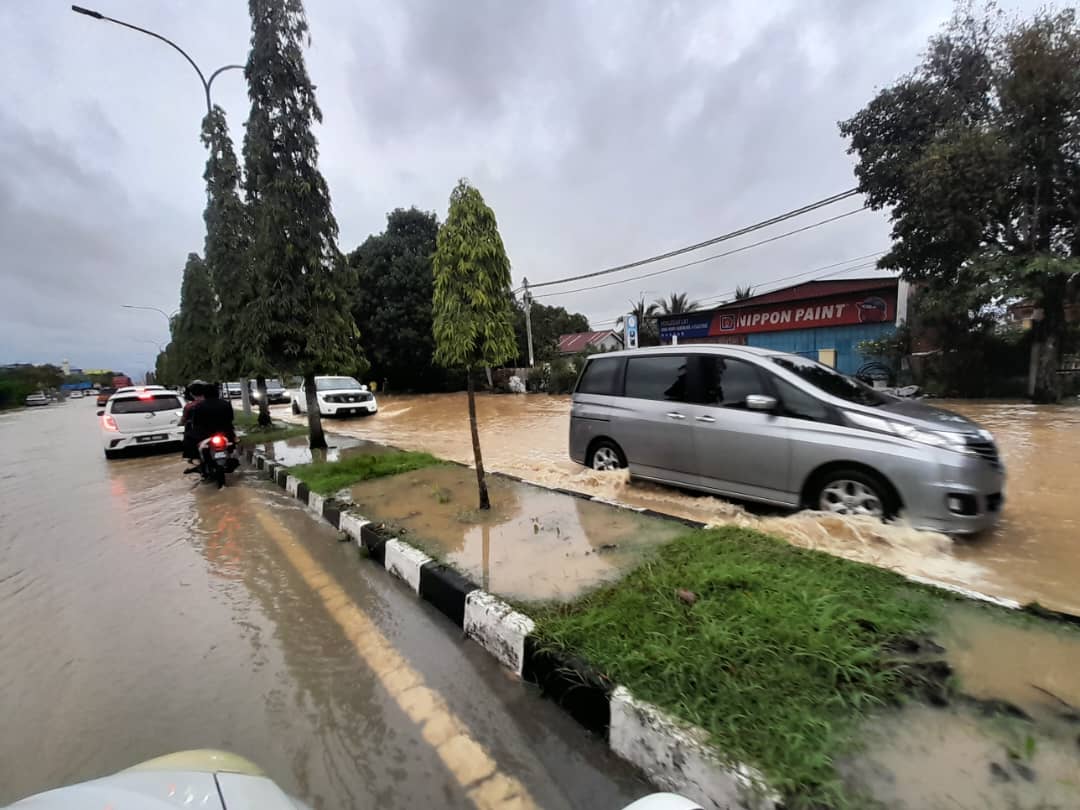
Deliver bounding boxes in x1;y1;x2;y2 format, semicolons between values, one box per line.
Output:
711;290;896;336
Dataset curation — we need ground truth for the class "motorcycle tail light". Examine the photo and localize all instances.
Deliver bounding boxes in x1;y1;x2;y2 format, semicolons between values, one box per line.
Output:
210;434;227;448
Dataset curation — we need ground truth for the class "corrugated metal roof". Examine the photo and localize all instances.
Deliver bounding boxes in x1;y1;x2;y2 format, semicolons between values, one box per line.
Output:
557;331;619;354
714;277;897;311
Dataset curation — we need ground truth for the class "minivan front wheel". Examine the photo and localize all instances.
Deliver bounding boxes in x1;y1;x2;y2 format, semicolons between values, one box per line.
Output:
587;440;626;472
814;469;896;519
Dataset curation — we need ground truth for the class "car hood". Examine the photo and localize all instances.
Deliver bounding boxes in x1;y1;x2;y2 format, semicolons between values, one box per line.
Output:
870;397;984;434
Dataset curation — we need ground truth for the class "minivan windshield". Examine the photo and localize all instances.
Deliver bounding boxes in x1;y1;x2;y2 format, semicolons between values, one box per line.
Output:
770;355;888;407
316;377;361;392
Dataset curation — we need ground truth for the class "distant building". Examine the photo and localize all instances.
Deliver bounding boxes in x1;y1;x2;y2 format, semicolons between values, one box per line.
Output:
654;277;905;375
558;330;624;356
1007;300;1080;330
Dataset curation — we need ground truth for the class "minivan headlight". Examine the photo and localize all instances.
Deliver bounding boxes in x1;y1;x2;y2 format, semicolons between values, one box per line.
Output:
846;411;973;454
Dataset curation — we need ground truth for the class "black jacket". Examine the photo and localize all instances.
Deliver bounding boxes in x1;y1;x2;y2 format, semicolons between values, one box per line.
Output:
191;397;236;444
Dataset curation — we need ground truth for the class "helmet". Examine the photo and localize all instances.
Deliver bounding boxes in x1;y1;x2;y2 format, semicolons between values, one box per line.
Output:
187;380;209;397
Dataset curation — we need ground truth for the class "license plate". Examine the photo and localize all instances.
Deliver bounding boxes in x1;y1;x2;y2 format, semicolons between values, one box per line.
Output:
214;451;228;460
137;433;168;443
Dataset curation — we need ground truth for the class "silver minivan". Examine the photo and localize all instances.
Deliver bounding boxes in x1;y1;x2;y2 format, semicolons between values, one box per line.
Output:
569;345;1004;534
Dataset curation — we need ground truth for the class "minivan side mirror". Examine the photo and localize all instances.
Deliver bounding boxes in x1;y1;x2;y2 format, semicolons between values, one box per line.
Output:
745;394;777;412
96;410;104;416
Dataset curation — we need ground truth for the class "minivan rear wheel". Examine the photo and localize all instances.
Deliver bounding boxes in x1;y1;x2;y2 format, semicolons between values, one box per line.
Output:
587;440;626;472
813;468;897;519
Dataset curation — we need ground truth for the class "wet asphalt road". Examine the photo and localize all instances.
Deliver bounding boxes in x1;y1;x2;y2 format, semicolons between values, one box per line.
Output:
0;402;645;808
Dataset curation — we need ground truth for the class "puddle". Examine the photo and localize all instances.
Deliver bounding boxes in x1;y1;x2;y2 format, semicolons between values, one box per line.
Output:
842;605;1080;808
345;465;686;602
252;435;387;466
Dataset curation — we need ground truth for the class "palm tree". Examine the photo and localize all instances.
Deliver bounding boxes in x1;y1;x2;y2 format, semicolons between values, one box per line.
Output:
734;284;755;300
654;292;700;315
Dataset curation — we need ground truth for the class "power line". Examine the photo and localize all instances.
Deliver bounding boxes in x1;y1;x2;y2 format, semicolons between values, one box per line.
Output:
528;188;860;292
532;206;869;301
585;256;888;327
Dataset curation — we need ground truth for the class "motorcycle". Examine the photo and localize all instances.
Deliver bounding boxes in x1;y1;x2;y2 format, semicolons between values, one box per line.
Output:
194;433;239;488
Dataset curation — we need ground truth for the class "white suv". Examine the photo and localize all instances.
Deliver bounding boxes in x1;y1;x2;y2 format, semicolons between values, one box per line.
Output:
292;376;377;418
100;386;186;459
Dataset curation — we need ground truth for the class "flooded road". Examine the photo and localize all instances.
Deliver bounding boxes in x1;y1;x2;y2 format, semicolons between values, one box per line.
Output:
0;402;644;807
280;393;1080;615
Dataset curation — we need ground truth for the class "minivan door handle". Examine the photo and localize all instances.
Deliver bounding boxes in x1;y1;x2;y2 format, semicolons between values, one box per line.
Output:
694;415;716;423
665;412;686;420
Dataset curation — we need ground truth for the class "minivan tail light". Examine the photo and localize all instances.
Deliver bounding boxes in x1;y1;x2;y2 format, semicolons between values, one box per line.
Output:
102;414;119;432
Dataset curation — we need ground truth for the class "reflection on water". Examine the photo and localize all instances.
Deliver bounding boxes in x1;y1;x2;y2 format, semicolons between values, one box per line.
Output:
346;465;685;602
286;394;1080;614
251;434;388;466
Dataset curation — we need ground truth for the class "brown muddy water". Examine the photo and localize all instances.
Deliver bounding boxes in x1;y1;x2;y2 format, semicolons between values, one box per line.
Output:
344;465;685;602
282;394;1080;615
842;604;1080;808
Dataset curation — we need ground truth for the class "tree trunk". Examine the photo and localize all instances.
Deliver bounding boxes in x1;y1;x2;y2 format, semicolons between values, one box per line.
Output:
304;372;327;449
255;375;271;427
466;372;490;510
1030;278;1067;404
239;380;252;416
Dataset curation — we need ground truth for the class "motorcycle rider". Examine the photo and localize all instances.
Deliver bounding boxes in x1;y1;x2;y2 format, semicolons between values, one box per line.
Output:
180;380;207;463
191;382;237;448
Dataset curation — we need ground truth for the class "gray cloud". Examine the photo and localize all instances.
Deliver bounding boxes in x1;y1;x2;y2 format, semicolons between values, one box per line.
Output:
0;0;1044;373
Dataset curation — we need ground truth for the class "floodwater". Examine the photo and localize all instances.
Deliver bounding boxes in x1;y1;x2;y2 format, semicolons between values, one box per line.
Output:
0;402;643;807
278;393;1080;615
345;465;685;602
842;604;1080;808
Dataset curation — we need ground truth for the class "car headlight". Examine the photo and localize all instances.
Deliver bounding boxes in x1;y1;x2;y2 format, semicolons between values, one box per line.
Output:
846;412;974;454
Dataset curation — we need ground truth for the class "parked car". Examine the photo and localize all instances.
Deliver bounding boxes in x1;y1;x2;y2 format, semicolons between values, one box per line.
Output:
292;376;377;418
224;382;243;399
569;345;1005;535
68;389;84;399
99;386;185;459
96;387;115;407
24;391;50;407
250;378;290;404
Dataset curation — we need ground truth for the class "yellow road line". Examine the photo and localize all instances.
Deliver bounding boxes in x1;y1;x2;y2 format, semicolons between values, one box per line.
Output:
251;505;536;810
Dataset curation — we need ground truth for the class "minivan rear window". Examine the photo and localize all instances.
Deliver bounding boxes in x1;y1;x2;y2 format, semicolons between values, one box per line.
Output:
576;357;622;395
111;395;182;414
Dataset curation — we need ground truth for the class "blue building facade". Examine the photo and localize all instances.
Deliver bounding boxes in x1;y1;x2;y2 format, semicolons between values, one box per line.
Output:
656;277;903;377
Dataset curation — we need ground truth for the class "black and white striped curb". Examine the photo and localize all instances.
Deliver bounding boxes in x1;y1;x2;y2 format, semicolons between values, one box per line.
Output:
243;446;779;810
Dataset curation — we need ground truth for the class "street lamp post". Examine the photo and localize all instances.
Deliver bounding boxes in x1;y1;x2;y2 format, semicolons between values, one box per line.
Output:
121;304;177;325
71;5;243;115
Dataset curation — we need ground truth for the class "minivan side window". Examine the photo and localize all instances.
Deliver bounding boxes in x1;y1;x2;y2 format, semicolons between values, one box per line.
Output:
576;357;622;395
699;357;764;408
624;355;692;402
772;376;829;421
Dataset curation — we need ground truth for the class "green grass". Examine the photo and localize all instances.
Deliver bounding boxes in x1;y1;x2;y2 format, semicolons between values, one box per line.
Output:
291;451;444;495
533;526;943;809
234;410;309;442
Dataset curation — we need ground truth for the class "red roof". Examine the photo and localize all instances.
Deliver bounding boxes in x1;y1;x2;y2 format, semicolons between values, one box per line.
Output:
558;331;621;354
715;277;898;310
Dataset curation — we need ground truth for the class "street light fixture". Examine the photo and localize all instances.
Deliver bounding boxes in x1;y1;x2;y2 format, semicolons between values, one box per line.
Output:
121;304;178;324
71;5;243;114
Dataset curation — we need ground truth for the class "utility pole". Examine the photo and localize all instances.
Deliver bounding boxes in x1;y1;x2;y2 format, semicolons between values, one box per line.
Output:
522;277;535;367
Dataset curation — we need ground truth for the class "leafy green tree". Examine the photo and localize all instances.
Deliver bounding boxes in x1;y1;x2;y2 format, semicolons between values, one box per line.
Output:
172;253;218;383
242;0;363;448
616;297;660;345
654;292;700;315
349;207;452;391
201;106;259;419
840;7;1080;402
734;285;755;300
513;301;589;365
432;180;517;510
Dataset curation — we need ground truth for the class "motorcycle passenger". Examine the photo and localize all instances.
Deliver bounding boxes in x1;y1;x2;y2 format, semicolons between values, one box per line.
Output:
180;380;207;462
191;382;236;447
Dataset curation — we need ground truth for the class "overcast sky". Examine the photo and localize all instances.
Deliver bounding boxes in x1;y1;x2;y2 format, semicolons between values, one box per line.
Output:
0;0;1041;376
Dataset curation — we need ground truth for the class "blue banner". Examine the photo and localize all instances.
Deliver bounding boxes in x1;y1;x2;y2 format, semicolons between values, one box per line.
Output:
658;313;713;340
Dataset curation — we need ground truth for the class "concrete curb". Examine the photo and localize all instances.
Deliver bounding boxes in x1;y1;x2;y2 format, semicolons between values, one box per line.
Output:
243;445;777;809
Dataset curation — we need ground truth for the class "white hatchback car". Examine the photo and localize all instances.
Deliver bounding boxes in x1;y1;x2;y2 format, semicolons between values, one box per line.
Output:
291;375;377;417
100;386;186;459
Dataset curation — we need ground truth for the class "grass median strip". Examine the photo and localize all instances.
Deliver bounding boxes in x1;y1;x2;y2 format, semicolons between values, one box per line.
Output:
235;411;309;442
291;450;444;495
532;526;944;809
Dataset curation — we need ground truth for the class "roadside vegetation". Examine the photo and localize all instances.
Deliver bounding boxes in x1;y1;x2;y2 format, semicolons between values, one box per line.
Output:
234;411;308;443
290;451;444;495
533;526;945;809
